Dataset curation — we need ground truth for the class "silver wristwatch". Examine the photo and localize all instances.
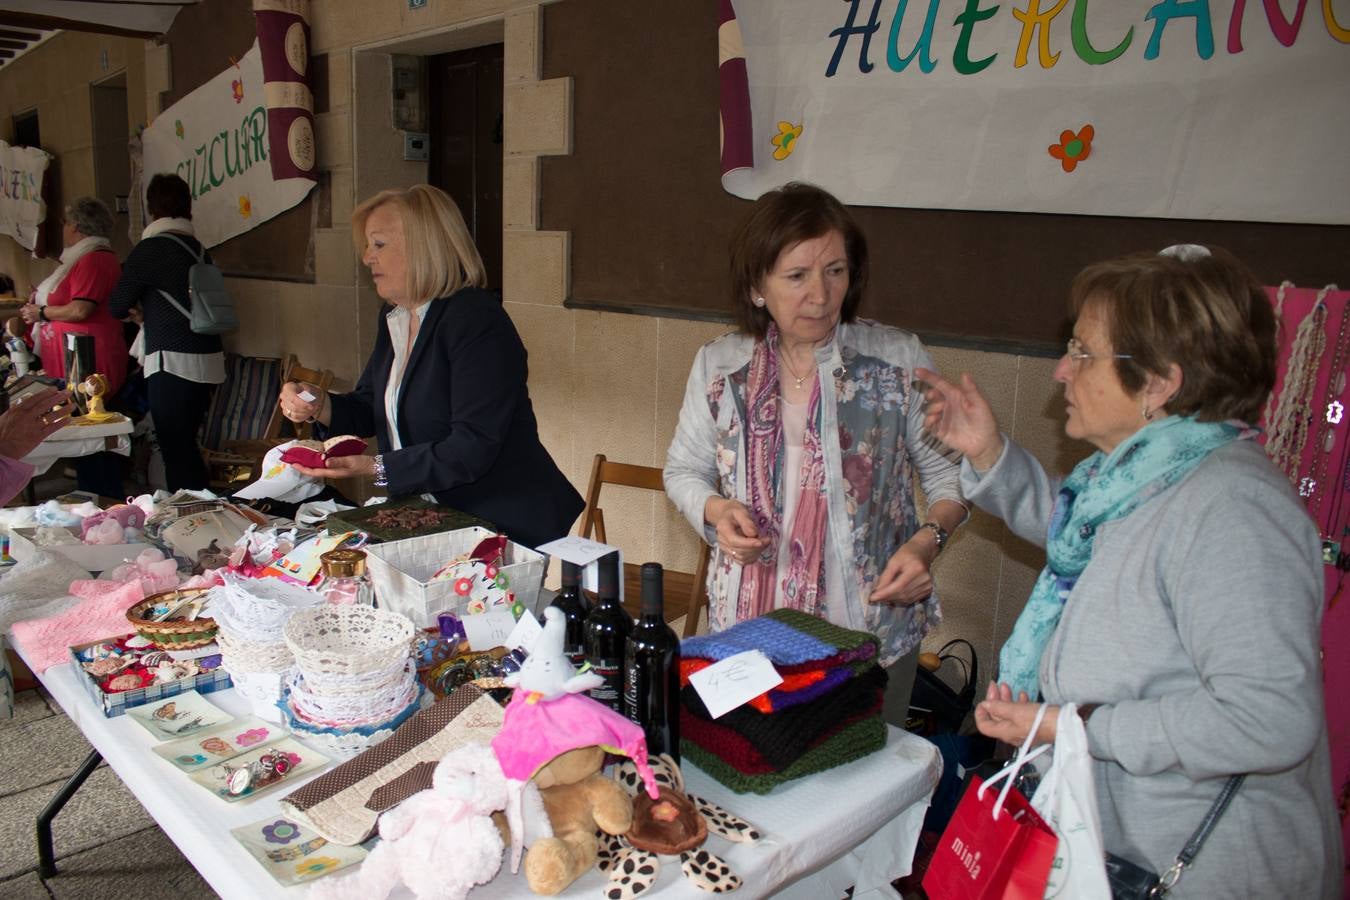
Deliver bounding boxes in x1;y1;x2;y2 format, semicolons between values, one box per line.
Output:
372;454;388;488
919;521;949;553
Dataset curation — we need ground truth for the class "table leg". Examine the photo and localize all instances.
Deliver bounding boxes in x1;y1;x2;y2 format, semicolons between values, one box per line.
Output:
36;749;102;877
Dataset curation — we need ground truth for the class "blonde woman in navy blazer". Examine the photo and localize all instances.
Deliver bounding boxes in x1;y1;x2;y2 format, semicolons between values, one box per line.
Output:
279;184;581;548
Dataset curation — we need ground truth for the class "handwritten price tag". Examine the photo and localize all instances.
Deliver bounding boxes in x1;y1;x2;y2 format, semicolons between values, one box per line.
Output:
687;650;783;719
462;609;519;651
504;609;543;653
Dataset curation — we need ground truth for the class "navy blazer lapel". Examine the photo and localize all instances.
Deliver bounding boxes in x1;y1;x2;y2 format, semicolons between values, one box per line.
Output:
393;298;447;430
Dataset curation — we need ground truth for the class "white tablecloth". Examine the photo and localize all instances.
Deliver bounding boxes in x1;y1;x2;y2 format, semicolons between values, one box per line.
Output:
16;649;940;899
22;419;134;477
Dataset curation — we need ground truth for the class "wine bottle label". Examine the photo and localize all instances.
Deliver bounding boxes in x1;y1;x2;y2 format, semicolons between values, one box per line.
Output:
623;659;642;723
588;662;623;712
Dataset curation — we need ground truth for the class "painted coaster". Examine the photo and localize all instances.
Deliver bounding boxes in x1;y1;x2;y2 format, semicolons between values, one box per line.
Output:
125;689;232;740
190;737;328;802
229;814;366;885
151;716;288;772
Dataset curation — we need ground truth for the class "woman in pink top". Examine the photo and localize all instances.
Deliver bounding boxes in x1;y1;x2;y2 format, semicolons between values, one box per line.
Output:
22;197;128;395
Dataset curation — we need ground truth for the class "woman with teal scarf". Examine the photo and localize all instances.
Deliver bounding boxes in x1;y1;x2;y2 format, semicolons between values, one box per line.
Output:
918;246;1339;898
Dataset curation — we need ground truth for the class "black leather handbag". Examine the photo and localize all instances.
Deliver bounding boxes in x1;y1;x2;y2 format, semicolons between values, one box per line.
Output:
1104;775;1244;899
908;638;977;735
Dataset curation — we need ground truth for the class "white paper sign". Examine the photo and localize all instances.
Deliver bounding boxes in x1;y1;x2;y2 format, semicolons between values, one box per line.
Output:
462;608;519;651
504;609;543;653
536;536;623;601
688;650;783;719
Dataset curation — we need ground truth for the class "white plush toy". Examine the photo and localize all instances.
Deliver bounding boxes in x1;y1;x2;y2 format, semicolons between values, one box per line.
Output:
314;742;550;900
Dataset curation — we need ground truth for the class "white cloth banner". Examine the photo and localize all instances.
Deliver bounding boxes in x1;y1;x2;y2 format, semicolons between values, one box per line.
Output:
0;142;51;251
719;1;1350;224
142;41;313;249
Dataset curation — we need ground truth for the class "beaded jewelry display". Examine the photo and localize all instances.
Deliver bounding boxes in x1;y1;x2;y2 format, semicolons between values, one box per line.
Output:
1307;296;1350;529
1267;287;1332;481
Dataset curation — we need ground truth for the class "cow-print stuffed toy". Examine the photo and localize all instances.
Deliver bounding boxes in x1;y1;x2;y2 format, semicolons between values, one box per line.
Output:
598;754;760;897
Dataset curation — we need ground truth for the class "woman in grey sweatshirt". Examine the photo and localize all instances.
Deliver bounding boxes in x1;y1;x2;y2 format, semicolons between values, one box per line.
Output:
917;246;1341;898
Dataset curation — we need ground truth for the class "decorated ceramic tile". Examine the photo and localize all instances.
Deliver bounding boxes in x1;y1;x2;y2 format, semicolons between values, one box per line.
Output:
229;814;366;885
125;689;232;739
189;737;328;802
151;717;287;772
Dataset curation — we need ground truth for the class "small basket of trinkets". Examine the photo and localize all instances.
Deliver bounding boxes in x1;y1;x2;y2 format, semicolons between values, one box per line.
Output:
125;587;217;649
69;635;231;717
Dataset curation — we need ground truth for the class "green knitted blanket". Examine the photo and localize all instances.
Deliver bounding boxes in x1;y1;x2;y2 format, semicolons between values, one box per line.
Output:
681;713;887;794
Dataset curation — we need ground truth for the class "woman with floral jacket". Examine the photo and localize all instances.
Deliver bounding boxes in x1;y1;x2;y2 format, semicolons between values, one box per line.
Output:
664;183;966;717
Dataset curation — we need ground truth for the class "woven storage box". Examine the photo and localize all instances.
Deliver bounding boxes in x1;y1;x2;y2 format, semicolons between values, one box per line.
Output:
126;588;217;649
364;527;546;628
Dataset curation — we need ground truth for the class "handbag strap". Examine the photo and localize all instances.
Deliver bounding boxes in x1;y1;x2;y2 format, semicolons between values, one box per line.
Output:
150;233;203;323
1154;774;1245;896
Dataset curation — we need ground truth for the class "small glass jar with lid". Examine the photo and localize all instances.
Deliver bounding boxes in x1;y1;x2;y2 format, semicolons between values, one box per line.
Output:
317;549;373;606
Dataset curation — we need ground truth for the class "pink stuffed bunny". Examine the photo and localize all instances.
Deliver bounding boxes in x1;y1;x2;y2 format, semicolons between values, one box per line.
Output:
315;742;548;900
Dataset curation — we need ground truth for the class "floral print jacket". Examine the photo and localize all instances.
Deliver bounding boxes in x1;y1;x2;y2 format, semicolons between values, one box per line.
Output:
664;320;964;665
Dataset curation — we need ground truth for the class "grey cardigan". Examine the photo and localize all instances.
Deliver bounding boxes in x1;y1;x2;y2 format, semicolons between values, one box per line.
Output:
963;436;1341;898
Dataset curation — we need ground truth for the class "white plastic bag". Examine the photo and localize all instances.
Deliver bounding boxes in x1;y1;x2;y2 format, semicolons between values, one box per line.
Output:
1030;701;1111;899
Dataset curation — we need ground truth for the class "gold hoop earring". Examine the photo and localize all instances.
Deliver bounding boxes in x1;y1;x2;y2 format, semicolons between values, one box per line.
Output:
1142;402;1152;421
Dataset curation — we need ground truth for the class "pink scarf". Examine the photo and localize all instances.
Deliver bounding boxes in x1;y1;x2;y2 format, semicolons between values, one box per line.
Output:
736;325;828;621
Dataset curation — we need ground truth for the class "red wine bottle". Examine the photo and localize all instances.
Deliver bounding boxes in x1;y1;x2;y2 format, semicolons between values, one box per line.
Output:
550;560;589;668
623;562;681;763
584;551;631;713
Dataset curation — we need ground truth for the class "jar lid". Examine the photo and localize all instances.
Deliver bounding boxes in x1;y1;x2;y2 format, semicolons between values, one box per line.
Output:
320;548;367;578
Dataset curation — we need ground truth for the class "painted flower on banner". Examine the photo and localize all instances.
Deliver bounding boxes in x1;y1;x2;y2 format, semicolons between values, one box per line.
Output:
238;195;253;218
771;120;803;161
262;820;300;845
296;856;341;878
174;120;184;140
231;78;245;104
1049;124;1094;173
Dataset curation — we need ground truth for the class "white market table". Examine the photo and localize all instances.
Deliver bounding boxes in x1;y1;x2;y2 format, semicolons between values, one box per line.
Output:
14;648;939;900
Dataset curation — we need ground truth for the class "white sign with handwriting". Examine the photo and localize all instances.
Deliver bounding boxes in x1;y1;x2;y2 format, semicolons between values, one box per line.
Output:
504;609;543;653
687;650;783;719
462;608;519;652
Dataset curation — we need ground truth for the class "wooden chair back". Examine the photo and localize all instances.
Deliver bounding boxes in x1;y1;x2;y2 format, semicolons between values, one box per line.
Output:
578;453;711;637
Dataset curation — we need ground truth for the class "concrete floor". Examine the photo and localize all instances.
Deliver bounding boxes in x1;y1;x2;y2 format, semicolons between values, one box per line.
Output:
0;688;217;899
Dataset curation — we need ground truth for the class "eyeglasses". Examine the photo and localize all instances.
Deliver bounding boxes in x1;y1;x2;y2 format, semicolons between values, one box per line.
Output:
1064;337;1132;370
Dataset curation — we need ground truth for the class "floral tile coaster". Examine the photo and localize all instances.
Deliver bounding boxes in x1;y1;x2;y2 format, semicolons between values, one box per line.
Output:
189;737;328;802
125;689;232;739
151;717;287;772
229;814;366;886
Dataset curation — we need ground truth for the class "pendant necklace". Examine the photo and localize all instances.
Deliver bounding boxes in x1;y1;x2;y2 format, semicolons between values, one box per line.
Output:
779;347;812;390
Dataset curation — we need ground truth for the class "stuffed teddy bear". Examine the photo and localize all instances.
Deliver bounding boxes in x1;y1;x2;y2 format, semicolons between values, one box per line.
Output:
491;607;662;895
523;745;635;895
316;741;546;900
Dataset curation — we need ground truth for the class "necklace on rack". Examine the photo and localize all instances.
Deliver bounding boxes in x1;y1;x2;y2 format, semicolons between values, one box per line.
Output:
778;346;814;390
1267;287;1330;483
1308;290;1348;531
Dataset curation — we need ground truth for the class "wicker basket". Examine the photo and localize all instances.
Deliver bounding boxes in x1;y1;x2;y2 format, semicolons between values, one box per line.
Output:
125;588;217;649
283;605;415;677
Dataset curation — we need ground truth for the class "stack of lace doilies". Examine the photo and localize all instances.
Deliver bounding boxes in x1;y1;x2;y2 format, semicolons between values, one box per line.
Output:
209;575;322;722
280;605;421;757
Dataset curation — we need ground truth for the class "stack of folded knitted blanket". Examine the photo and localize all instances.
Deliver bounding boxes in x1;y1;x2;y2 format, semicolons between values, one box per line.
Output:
679;608;888;793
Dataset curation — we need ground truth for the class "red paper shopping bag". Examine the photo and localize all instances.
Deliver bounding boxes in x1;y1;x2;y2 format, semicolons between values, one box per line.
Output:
922;773;1058;900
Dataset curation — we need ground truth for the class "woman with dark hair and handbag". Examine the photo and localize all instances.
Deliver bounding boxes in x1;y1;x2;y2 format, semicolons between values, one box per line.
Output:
919;245;1340;897
110;173;225;490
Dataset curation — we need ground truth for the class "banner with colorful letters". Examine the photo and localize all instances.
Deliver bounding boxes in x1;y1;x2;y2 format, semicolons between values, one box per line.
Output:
719;0;1350;224
0;141;51;251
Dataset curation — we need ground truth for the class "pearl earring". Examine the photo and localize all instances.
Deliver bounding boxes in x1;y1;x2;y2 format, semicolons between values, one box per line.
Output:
753;296;766;308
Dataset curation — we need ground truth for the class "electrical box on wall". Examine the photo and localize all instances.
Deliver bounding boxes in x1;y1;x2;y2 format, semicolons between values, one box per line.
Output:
408;0;427;8
403;132;429;162
390;55;426;132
